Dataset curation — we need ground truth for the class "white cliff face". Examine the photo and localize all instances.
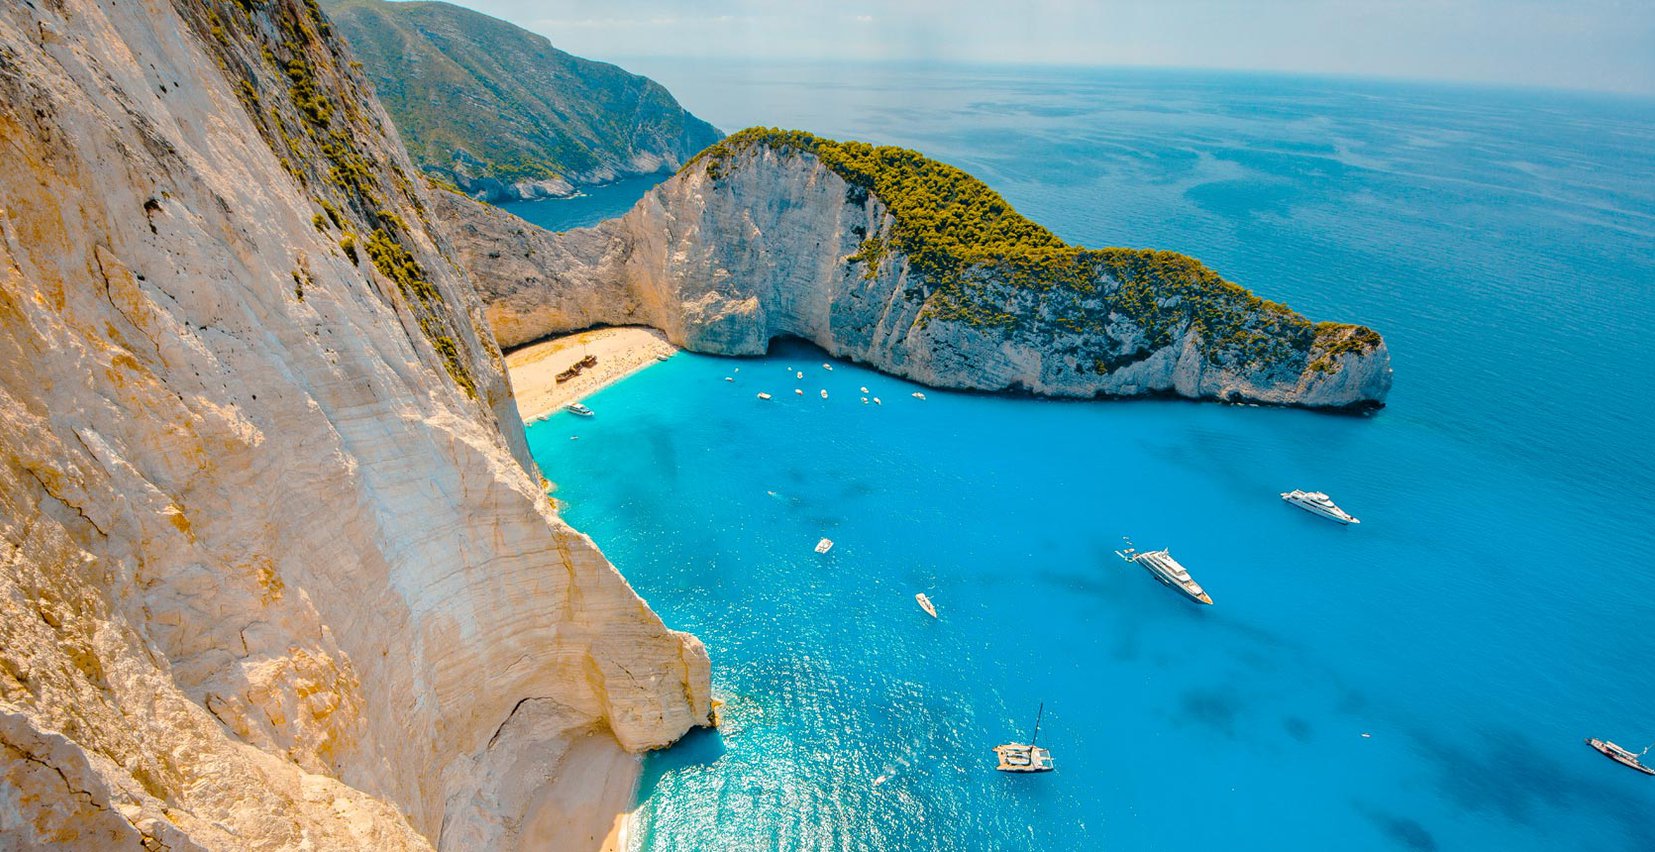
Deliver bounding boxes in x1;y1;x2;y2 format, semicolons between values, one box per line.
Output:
0;1;708;849
443;144;1391;410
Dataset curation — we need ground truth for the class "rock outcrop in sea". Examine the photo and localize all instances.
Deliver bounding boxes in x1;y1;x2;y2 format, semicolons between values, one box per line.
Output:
442;129;1392;410
0;1;708;848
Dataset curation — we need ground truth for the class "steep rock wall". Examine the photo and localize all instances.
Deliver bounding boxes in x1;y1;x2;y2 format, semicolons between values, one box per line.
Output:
441;139;1391;410
0;1;708;849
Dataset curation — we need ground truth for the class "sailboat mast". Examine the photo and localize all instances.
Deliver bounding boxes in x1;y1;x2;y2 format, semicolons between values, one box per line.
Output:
1032;702;1044;746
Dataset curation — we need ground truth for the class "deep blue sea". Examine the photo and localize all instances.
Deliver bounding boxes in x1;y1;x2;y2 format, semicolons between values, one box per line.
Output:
523;64;1655;850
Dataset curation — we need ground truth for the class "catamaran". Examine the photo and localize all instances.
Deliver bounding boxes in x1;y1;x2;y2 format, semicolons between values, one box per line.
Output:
1116;538;1213;605
1585;738;1655;775
994;703;1054;773
1281;489;1361;525
814;538;834;554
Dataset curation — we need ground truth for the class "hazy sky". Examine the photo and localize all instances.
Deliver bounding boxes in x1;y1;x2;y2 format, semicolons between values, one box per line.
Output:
430;0;1655;95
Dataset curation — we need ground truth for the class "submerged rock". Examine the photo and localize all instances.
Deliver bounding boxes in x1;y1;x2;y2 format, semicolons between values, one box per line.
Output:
441;129;1392;411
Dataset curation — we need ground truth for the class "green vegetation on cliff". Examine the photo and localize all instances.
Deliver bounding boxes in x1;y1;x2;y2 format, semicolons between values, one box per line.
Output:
321;0;721;195
181;0;477;398
689;128;1382;371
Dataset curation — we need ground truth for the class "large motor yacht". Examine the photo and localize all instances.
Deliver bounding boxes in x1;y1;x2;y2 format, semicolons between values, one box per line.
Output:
1116;539;1213;605
1280;489;1360;525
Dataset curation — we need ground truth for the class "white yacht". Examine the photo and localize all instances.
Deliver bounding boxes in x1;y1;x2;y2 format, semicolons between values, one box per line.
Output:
994;703;1054;773
1280;489;1360;525
915;593;937;618
1116;539;1212;605
814;538;834;554
564;402;594;417
756;392;772;400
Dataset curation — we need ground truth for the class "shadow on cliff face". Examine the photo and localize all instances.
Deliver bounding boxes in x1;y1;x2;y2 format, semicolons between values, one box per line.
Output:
636;724;727;801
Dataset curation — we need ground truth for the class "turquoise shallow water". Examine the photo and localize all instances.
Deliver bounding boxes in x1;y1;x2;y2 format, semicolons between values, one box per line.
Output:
526;66;1655;850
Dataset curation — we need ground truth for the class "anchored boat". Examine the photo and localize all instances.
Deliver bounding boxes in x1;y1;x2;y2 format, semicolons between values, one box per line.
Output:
915;593;937;618
1116;538;1212;605
994;703;1054;773
1281;489;1360;525
564;402;594;417
814;538;834;554
1585;738;1655;775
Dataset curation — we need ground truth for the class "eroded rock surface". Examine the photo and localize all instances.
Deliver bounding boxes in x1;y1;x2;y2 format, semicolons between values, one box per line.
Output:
0;1;709;848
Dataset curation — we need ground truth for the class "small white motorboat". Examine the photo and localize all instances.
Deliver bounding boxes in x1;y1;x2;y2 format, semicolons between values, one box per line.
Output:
912;392;926;400
565;402;594;417
915;593;937;618
861;397;868;404
724;376;734;382
873;398;882;405
814;538;834;554
796;371;804;379
820;389;829;399
757;392;772;400
859;386;869;394
822;363;833;370
795;389;804;395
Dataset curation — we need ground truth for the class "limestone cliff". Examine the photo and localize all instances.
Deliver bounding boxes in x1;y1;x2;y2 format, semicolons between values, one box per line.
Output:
0;1;708;849
443;129;1391;411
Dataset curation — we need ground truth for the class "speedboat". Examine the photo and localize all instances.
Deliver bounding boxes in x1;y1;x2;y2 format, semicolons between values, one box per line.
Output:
1116;539;1212;605
757;392;772;400
1281;489;1360;525
796;371;804;379
994;703;1054;773
795;389;804;395
873;398;882;405
912;392;926;400
823;363;833;371
565;402;594;417
820;389;829;399
724;376;734;382
915;593;937;618
1585;738;1655;775
814;538;834;554
860;386;869;393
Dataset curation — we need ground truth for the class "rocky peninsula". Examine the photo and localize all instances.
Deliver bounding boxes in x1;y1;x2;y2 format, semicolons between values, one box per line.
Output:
440;129;1391;411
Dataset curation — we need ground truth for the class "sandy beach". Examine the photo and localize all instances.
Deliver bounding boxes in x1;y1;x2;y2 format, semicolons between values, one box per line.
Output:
506;326;678;422
516;731;640;852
